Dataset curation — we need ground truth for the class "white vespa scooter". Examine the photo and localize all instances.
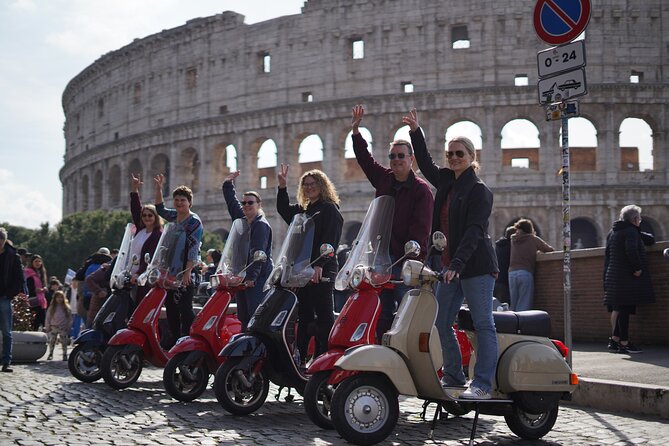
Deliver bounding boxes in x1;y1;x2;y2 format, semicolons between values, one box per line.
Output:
329;232;578;445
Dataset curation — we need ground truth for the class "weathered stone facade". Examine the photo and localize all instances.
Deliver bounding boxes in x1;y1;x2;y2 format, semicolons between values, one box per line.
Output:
60;0;669;247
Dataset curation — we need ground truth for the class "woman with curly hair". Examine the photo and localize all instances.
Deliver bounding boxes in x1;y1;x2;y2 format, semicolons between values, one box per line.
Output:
276;164;343;361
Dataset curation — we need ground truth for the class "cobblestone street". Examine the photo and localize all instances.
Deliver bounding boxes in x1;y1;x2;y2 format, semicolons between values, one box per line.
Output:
1;360;668;445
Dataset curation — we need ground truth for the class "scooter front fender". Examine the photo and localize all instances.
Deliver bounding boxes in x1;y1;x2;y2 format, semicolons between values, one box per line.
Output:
218;335;266;358
107;328;147;349
334;344;417;396
497;340;576;393
307;348;346;374
169;336;211;357
73;329;105;347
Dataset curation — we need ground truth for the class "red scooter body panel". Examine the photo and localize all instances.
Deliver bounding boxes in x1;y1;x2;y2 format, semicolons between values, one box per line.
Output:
328;281;385;349
307;348;346;374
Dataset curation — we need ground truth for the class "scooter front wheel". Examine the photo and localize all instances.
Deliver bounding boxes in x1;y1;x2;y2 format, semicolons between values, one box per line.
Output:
100;345;143;389
330;373;399;446
504;404;559;440
214;357;269;415
304;371;335;429
163;352;209;402
68;344;103;383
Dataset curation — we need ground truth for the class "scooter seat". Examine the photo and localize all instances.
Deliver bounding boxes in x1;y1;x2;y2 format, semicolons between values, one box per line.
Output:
457;309;551;338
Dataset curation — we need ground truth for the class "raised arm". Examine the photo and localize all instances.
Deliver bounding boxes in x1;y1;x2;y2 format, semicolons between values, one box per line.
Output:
351;104;387;188
276;164;301;224
222;171;244;221
404;108;441;187
130;173;143;228
153;174;176;221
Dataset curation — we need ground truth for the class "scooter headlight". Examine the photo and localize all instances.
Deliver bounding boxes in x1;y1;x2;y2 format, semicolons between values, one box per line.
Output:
147;268;161;286
402;260;421;286
271;310;287;327
264;265;283;291
350;322;368;343
350;267;365;289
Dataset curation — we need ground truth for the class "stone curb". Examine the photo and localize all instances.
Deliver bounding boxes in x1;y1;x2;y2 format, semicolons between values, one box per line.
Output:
567;377;669;419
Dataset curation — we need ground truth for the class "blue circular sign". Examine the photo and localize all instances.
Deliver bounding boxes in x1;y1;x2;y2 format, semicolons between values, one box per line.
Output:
534;0;591;45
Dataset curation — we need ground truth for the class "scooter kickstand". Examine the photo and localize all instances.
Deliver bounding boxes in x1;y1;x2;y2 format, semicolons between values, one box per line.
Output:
468;403;480;446
275;386;285;401
428;403;446;440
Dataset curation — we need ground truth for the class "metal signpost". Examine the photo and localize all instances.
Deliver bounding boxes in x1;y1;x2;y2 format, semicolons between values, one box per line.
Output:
533;0;591;367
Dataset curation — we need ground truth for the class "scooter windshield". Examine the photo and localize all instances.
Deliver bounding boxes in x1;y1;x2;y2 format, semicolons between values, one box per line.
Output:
215;218;251;286
143;223;183;289
109;223;137;290
276;213;316;288
335;195;394;291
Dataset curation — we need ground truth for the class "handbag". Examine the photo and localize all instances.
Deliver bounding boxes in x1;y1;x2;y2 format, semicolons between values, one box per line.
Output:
28;296;41;307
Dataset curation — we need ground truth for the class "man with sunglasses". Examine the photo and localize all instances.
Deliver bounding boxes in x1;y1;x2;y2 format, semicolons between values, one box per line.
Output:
350;104;434;341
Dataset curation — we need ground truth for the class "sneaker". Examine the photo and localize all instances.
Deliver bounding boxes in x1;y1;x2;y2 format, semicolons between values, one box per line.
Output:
607;337;619;351
618;343;642;354
1;364;13;373
440;375;466;388
460;385;491;400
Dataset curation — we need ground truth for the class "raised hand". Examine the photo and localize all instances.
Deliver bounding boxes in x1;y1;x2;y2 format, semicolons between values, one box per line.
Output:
131;173;143;193
277;163;289;188
224;171;240;184
153;173;165;203
351;104;364;135
402;108;419;132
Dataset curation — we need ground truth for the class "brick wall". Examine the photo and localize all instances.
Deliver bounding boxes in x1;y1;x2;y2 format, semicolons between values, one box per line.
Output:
534;241;669;344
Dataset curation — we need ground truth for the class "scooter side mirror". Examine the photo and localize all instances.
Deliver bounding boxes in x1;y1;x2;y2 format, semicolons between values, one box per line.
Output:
403;240;421;257
319;243;335;258
252;250;268;263
131;254;139;266
432;231;447;252
144;252;151;264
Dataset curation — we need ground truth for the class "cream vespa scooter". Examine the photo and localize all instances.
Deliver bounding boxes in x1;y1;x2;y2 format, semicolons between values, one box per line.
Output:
329;232;578;445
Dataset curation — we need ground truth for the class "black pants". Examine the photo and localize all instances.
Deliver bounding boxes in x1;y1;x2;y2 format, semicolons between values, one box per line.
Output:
613;307;633;342
165;286;195;347
296;281;334;361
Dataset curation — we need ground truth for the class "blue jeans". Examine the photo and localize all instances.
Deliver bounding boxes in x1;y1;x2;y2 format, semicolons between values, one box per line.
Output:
0;297;13;365
509;269;534;311
436;273;497;392
70;314;85;339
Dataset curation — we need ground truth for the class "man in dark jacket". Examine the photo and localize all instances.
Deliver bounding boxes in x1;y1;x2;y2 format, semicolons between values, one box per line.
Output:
604;204;655;354
493;226;515;303
0;228;27;372
351;105;434;340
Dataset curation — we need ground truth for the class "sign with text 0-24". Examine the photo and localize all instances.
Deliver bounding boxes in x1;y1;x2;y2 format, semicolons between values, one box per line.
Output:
537;40;586;78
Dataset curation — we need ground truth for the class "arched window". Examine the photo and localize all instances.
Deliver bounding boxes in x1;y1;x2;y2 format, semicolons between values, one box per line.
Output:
619;118;653;171
81;175;90;211
393;125;411;143
445;121;483;150
344;128;373;158
150;155;169;197
109;165;121;206
559;117;598;171
501;119;540;169
298;134;324;163
93;170;103;209
257;139;278;168
226;144;237;172
571;217;599;248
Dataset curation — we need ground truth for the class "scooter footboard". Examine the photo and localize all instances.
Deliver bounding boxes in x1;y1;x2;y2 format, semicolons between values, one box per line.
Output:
334;345;417;395
218;335;266;358
497;341;576;393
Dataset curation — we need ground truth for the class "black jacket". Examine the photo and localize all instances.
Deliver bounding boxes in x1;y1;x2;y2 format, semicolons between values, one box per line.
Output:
603;220;655;307
276;187;343;278
495;237;511;285
0;244;25;298
411;128;498;278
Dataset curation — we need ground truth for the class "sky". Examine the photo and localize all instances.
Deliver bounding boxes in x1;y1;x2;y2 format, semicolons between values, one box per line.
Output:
0;1;652;229
0;0;307;229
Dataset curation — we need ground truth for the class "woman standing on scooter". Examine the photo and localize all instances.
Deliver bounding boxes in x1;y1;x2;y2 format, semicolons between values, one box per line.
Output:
222;171;274;331
129;174;163;304
276;165;343;362
404;108;499;400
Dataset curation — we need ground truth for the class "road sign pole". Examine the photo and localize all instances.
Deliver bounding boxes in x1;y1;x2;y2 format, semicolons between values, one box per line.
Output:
561;114;573;367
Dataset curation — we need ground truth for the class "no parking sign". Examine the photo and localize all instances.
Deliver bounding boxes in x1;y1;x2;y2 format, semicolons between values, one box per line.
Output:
534;0;591;45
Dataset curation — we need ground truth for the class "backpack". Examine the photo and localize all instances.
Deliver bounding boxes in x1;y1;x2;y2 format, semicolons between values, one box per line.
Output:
80;263;102;310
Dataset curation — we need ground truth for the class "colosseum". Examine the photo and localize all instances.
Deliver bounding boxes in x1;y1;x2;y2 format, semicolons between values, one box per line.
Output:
60;0;668;248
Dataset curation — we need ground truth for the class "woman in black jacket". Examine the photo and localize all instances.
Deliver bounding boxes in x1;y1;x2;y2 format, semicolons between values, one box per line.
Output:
604;205;655;354
404;108;499;400
276;164;343;362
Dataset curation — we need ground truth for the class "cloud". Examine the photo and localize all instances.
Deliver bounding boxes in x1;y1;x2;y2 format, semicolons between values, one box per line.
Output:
0;169;61;229
9;0;36;12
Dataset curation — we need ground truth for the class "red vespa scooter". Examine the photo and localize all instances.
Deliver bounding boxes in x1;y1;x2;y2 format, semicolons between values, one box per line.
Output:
101;222;183;390
163;219;267;402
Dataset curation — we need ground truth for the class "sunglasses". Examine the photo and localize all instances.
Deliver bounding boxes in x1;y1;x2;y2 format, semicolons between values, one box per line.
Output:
446;150;466;159
388;153;409;160
240;200;257;206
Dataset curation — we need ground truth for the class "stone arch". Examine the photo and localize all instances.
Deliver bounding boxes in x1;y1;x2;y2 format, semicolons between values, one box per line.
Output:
571;217;600;249
150;154;170;197
619;117;653;171
392;125;411;144
446;120;483;164
298;134;324;163
92;169;103;210
211;143;236;189
559;117;598;171
81;174;90;211
109;165;122;206
257;138;278;190
500;119;541;169
344;128;373;159
178;148;200;193
640;216;660;240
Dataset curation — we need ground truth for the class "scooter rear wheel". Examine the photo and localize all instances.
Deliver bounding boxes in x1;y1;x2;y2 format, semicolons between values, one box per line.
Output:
101;345;143;390
504;403;559;440
214;357;269;415
163;352;209;402
68;344;103;383
304;371;335;429
330;373;399;446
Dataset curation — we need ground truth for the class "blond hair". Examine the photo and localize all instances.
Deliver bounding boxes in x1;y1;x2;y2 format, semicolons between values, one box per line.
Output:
46;290;72;319
296;169;340;208
448;136;480;172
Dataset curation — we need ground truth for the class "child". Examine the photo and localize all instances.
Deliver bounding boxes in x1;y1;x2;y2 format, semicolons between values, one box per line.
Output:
44;290;73;361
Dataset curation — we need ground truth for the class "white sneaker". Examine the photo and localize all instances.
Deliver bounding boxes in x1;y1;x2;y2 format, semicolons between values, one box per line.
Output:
460;385;491;400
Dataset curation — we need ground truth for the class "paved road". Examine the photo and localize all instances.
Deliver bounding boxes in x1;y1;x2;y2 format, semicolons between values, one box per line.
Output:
1;361;668;445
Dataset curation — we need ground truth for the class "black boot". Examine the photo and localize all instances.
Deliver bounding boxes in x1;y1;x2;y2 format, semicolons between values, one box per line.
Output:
1;364;13;372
